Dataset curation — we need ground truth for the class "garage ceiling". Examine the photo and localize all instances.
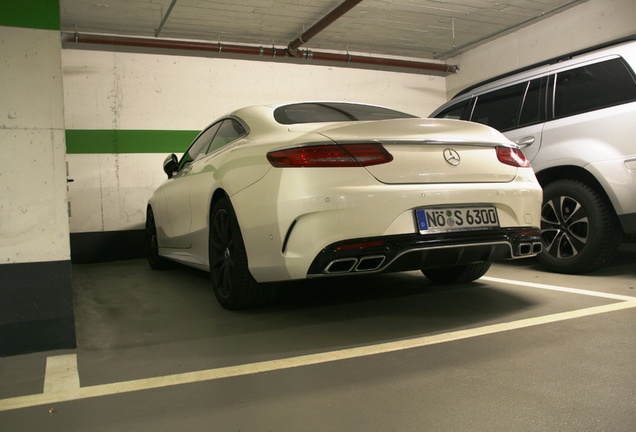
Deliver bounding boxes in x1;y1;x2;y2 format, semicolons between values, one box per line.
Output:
60;0;585;61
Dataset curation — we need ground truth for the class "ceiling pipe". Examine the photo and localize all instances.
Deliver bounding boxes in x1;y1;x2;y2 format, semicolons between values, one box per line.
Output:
61;32;458;75
303;49;457;74
287;0;364;57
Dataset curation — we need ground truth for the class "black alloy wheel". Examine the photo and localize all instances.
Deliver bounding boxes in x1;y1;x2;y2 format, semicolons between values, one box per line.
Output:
209;197;274;309
539;179;622;274
145;207;171;270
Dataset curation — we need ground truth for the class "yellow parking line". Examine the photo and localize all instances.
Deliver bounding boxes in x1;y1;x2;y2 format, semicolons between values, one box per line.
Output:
2;281;635;412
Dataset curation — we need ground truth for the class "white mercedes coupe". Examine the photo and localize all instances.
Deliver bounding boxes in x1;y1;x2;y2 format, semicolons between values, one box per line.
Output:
146;102;543;309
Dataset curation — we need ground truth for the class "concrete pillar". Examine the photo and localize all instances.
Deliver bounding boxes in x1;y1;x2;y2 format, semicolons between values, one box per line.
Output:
0;0;76;356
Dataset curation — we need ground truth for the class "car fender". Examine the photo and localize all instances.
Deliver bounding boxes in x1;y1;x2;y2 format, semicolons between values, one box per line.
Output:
189;143;273;239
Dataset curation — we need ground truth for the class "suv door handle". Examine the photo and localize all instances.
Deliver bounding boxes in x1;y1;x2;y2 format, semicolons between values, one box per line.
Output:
516;136;535;148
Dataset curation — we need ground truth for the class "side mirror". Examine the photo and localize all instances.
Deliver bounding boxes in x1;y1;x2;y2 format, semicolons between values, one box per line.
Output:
163;154;179;179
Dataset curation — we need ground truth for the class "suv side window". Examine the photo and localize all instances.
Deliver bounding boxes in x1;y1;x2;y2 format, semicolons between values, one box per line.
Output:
471;82;528;131
518;78;545;127
435;98;473;120
554;58;636;118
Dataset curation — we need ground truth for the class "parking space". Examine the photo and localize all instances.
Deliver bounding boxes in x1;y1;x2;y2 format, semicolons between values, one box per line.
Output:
1;243;635;431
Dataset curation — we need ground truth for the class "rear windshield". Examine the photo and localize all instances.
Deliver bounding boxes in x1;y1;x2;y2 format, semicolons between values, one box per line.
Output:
274;102;417;125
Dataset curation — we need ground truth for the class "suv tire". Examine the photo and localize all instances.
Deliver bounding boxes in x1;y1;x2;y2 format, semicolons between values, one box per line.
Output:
539;179;622;274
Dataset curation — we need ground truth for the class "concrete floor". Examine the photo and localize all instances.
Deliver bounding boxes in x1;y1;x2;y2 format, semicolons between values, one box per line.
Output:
1;244;635;431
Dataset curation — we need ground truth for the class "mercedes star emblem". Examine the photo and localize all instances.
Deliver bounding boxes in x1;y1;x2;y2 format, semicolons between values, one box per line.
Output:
443;148;461;166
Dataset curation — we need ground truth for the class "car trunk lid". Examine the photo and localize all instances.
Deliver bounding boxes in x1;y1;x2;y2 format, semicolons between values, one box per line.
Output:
310;118;519;184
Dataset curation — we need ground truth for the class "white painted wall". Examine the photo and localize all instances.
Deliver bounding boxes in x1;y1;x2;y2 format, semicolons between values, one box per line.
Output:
445;0;636;98
63;52;445;130
63;50;446;233
0;26;70;264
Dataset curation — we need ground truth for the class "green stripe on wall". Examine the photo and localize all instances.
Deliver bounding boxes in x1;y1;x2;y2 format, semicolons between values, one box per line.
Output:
65;130;199;154
0;0;61;30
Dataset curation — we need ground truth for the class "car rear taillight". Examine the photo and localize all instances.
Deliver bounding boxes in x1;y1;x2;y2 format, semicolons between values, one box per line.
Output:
267;143;393;168
496;147;531;167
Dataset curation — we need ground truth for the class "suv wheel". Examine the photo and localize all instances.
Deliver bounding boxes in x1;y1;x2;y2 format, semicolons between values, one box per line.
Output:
539;179;622;274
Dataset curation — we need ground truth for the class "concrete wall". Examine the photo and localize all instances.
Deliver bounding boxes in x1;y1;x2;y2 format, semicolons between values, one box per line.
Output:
0;1;76;356
1;25;69;264
445;0;636;99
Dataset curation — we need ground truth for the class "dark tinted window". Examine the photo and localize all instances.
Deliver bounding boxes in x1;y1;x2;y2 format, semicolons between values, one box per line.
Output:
554;58;636;118
179;122;221;169
206;119;247;154
518;78;545;127
274;103;416;124
434;99;472;120
471;82;527;131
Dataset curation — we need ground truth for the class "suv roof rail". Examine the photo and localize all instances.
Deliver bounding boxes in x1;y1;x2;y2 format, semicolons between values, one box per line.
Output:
454;35;636;98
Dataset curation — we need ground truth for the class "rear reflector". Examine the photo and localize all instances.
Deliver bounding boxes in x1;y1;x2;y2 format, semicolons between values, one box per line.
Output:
496;147;531;167
267;143;393;168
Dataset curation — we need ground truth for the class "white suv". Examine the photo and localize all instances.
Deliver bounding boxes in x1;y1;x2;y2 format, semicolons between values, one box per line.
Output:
431;37;636;274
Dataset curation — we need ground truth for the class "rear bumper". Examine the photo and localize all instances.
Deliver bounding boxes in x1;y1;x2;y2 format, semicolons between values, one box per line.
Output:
307;227;542;277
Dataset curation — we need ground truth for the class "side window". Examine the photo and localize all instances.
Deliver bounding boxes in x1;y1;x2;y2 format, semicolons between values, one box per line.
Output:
434;99;472;120
178;122;222;170
518;78;546;127
554;58;636;119
471;82;527;132
205;119;247;154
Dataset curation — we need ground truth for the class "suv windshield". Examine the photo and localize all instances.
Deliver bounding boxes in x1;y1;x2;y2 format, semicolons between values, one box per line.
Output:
274;102;417;125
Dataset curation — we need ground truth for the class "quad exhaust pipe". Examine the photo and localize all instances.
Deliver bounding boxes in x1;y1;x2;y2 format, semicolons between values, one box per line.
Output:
323;241;542;275
324;255;386;274
516;242;542;256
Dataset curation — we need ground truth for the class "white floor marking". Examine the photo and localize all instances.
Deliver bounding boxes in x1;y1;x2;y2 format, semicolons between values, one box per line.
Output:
43;354;80;394
1;279;635;412
482;276;636;301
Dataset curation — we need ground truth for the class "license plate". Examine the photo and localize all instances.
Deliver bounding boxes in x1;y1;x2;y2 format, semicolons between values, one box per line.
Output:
416;206;499;233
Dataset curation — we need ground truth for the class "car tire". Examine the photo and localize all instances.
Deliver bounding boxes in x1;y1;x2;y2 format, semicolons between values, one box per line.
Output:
145;207;172;270
538;179;622;274
422;262;491;284
209;197;275;310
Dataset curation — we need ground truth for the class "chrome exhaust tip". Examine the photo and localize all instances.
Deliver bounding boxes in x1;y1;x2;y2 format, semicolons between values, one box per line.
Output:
355;255;385;272
325;258;357;274
324;255;386;274
516;242;542;256
517;243;533;256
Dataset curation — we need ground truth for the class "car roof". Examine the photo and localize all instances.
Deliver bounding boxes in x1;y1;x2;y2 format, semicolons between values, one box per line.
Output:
220;102;417;135
453;35;636;98
233;100;408;113
230;101;417;123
